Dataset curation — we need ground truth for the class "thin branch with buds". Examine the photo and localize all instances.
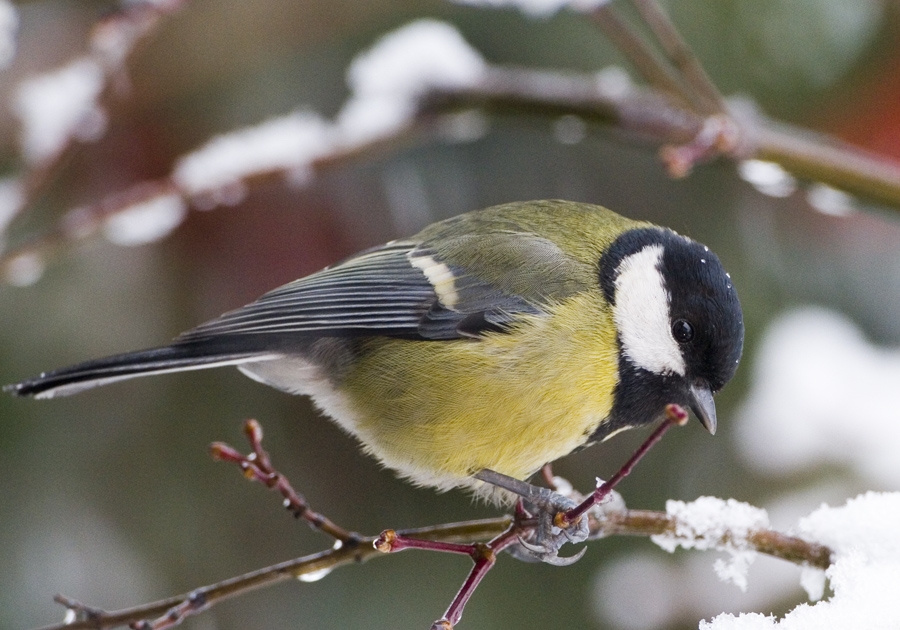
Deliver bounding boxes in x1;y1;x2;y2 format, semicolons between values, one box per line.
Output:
37;415;833;630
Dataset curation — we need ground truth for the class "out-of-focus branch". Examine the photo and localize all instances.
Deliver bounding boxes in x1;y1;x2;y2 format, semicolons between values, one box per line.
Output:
586;0;900;202
4;5;899;287
5;1;188;233
422;67;704;143
624;0;725;115
422;67;900;206
738;105;900;208
0;120;427;283
588;4;701;113
5;61;900;285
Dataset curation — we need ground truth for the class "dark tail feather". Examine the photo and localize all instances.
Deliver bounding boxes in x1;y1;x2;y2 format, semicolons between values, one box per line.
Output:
5;342;281;399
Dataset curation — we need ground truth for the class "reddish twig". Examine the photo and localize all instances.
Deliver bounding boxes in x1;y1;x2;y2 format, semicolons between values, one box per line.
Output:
210;419;359;543
564;403;688;526
375;523;522;630
37;414;834;630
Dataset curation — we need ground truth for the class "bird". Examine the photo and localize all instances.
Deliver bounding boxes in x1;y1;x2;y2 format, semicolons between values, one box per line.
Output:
7;200;743;502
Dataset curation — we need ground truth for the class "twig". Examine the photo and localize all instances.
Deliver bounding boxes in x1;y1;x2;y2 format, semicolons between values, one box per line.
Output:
38;509;833;630
588;4;697;111
627;0;725;115
565;403;687;525
210;419;359;542
35;416;833;630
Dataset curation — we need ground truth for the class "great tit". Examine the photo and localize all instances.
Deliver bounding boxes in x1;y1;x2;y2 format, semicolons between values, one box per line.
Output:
7;200;743;496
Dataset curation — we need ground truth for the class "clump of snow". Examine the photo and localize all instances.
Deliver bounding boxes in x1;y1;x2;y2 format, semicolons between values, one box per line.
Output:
737;160;797;198
336;20;486;146
701;492;900;629
169;21;486;203
102;193;187;246
797;491;900;562
0;0;18;68
653;497;769;592
653;497;769;553
13;58;107;165
451;0;610;18
735;308;900;487
799;566;826;601
171;111;335;198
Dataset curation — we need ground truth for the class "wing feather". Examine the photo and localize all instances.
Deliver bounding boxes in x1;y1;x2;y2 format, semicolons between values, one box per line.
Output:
179;242;437;341
178;229;588;344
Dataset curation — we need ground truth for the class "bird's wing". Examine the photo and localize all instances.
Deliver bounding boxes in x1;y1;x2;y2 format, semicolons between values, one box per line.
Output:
6;228;592;398
179;232;589;343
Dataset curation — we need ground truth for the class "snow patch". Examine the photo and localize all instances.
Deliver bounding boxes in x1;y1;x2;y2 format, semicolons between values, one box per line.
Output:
337;20;485;145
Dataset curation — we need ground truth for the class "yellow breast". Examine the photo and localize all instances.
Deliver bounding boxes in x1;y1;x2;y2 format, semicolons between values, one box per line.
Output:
341;290;619;491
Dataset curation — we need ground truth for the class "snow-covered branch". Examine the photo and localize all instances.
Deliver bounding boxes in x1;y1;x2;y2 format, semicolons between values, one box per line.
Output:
45;416;900;630
3;8;900;286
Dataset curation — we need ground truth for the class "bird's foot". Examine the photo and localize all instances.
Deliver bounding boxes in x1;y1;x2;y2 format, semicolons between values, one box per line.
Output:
474;469;588;565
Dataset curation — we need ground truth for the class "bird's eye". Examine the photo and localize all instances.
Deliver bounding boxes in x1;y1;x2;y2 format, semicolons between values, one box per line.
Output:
672;319;694;343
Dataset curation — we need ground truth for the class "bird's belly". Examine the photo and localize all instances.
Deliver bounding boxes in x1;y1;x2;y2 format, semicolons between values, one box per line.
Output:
239;294;619;494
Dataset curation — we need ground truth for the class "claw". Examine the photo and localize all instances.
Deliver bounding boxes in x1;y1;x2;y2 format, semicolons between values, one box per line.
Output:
514;536;587;565
539;546;587;567
516;536;547;554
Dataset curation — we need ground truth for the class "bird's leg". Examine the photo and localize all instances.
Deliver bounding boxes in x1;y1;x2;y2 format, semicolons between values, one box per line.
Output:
474;468;588;565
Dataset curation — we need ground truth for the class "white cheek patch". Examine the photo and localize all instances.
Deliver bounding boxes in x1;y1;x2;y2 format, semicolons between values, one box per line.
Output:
613;244;685;376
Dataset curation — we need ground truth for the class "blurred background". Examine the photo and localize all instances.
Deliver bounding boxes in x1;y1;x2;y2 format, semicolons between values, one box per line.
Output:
2;1;900;629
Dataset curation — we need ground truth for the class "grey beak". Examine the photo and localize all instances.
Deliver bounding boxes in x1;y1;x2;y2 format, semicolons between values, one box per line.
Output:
689;382;717;435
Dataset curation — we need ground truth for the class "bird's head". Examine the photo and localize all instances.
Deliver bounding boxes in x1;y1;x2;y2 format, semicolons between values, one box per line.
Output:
597;227;744;437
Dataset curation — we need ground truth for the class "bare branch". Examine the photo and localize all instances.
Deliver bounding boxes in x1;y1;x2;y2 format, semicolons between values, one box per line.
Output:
425;68;900;206
588;4;698;112
627;0;725;115
38;518;511;630
36;505;832;630
210;419;360;543
33;414;833;630
733;102;900;208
